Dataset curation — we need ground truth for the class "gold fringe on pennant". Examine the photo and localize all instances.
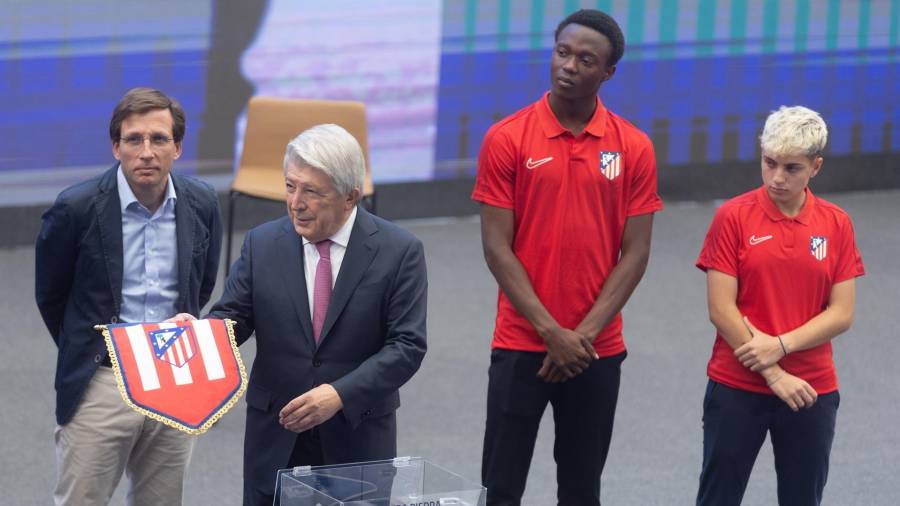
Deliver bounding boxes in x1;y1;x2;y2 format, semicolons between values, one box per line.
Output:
97;319;248;435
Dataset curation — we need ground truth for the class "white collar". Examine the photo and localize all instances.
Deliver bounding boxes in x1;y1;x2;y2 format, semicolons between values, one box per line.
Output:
302;205;358;248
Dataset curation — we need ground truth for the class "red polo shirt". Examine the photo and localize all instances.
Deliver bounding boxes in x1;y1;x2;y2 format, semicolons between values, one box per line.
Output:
472;93;663;356
696;186;864;394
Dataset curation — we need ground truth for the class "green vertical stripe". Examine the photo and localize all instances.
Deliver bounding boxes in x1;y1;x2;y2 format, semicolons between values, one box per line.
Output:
498;0;511;51
892;0;900;48
530;0;546;49
564;0;579;16
794;0;809;52
826;0;840;50
627;0;646;45
697;0;716;57
659;0;678;42
596;0;612;14
858;0;870;49
762;0;778;53
729;0;747;55
464;0;477;53
659;0;678;58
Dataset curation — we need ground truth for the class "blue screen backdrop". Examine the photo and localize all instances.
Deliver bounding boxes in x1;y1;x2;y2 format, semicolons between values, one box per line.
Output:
434;0;900;178
0;0;897;204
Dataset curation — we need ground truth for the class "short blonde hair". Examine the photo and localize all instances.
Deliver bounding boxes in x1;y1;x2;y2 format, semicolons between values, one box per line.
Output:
759;105;828;159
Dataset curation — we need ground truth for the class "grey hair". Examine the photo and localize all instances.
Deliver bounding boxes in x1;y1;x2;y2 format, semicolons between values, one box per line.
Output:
283;124;365;196
760;106;828;159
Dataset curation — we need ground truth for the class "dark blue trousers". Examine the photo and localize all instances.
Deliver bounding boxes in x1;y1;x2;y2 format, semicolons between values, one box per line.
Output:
696;380;840;506
482;349;626;506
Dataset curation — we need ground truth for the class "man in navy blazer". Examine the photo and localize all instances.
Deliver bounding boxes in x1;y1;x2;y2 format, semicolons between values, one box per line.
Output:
186;124;427;505
35;88;222;505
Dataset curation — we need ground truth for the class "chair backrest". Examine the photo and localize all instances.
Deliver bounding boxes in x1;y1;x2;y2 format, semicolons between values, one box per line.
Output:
232;96;373;201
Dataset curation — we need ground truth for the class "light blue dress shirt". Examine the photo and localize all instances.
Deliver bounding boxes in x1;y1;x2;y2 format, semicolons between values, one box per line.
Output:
116;167;179;323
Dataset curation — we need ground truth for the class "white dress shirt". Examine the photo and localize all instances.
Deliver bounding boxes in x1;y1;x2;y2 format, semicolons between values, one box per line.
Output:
302;206;357;319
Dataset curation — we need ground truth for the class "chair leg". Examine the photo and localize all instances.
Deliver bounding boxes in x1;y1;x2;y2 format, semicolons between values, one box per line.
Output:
225;191;237;278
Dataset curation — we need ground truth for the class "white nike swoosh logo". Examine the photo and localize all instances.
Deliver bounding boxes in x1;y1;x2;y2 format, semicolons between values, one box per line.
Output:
525;156;553;169
749;235;773;245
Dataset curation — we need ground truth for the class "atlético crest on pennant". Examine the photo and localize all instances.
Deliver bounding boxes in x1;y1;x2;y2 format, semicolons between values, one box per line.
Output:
149;326;197;367
810;236;828;261
98;319;247;435
599;151;622;180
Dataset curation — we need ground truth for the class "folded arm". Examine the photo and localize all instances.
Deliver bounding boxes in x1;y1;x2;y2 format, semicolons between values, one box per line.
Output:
737;279;855;370
707;269;817;411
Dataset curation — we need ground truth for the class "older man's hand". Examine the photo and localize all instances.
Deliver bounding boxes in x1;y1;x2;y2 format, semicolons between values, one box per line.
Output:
278;384;343;433
165;313;197;323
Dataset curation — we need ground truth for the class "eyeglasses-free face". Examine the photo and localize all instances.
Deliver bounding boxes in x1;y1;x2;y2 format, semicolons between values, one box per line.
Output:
760;150;822;217
284;162;359;243
112;109;182;205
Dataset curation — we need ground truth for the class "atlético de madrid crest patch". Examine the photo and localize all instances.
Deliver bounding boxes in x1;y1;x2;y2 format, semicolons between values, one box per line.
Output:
599;151;622;180
810;236;828;261
149;326;197;368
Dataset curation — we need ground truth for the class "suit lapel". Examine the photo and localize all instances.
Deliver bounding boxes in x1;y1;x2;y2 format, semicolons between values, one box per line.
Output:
95;167;124;316
318;207;379;346
172;176;194;312
277;219;316;349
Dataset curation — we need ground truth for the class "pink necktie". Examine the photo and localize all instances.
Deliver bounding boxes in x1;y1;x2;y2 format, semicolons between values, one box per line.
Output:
312;240;332;343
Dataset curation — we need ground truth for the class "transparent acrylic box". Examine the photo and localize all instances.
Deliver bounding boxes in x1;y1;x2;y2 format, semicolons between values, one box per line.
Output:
276;456;486;506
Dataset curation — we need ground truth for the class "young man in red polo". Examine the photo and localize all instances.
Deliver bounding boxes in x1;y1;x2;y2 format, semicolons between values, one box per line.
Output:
472;9;663;505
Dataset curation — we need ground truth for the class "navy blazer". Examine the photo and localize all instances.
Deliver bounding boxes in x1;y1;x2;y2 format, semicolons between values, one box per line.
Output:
35;165;222;425
207;207;427;500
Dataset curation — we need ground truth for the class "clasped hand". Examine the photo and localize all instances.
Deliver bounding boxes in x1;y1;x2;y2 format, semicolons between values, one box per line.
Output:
763;367;818;412
738;316;818;410
537;327;598;383
734;316;784;372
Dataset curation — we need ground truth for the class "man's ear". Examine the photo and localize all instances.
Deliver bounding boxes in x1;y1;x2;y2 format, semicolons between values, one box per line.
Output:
602;64;617;83
346;188;361;209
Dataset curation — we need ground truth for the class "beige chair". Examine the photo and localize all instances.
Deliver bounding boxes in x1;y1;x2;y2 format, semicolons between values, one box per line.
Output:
225;96;375;274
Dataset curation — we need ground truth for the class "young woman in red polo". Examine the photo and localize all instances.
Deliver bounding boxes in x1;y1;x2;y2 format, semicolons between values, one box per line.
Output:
694;105;864;506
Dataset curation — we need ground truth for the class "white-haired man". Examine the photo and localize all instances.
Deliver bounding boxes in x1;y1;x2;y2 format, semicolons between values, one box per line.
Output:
175;124;427;505
695;106;864;505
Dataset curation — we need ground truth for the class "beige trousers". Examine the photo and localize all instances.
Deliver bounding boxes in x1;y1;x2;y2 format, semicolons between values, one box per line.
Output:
54;366;195;506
